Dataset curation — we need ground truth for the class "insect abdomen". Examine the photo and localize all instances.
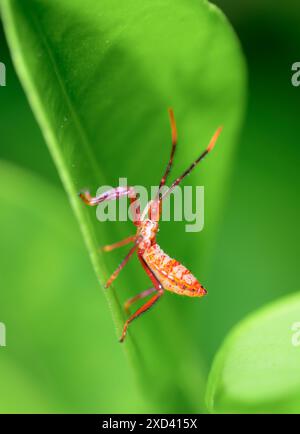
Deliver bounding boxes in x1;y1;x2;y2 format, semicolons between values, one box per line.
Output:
142;244;207;297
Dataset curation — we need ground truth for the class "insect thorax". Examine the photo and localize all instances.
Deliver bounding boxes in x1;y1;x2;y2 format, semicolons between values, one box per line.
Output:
137;219;158;250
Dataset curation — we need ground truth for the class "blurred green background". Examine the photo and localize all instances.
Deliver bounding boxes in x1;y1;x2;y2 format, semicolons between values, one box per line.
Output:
0;0;300;413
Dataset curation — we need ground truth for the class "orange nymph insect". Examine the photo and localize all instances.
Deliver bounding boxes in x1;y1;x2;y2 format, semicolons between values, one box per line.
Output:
79;110;222;342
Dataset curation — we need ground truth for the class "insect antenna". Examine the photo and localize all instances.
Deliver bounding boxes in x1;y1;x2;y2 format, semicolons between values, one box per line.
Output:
158;108;178;191
150;108;178;222
161;126;223;201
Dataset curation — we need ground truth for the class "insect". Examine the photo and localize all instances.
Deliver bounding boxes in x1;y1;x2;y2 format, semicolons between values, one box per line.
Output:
79;109;222;342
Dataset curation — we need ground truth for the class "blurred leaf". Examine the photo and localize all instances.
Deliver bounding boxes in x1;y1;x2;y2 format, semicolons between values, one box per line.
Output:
196;6;300;366
206;293;300;413
0;22;58;185
0;161;146;413
1;0;246;410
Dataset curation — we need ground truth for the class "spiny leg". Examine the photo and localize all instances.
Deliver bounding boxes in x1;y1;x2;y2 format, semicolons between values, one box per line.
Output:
79;186;141;226
105;242;138;288
119;254;164;342
102;235;137;252
124;287;156;315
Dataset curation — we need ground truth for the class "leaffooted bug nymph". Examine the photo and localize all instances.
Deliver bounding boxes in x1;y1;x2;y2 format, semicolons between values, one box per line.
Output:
79;110;222;342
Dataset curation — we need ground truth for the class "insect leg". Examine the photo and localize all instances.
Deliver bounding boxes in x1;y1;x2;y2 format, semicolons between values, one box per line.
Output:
102;235;137;252
119;254;164;342
79;186;141;226
124;287;156;315
104;242;138;288
119;289;163;342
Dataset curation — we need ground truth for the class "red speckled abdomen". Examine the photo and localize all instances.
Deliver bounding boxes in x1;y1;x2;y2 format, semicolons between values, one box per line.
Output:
142;244;207;297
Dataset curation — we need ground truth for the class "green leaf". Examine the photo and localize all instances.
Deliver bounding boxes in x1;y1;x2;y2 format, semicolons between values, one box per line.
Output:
1;0;246;410
0;161;148;413
0;26;58;184
206;293;300;414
